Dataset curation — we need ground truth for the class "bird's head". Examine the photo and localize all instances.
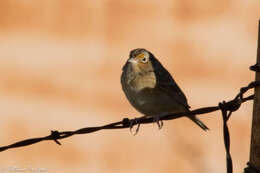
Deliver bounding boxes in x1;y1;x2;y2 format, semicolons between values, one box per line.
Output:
127;48;154;73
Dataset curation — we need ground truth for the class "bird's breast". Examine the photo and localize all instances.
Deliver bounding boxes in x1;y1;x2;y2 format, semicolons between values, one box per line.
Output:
128;72;156;92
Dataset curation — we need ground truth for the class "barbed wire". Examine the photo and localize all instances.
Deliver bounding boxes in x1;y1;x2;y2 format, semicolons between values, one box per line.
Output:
0;80;258;153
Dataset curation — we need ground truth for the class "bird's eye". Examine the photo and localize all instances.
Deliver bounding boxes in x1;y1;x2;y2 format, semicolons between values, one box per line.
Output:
141;57;148;63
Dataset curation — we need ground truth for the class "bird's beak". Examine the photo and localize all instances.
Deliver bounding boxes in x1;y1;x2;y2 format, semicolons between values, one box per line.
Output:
128;58;138;64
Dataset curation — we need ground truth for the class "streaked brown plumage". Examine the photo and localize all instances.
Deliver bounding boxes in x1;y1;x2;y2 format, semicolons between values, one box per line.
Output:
121;48;208;131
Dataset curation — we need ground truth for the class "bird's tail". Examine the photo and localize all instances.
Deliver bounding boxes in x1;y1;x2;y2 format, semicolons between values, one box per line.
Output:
188;115;209;131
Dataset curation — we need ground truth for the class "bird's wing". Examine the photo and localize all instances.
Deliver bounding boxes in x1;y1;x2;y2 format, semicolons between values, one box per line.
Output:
154;66;190;109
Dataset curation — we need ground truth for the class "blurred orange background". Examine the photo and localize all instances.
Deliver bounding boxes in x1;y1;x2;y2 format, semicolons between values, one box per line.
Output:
0;1;260;173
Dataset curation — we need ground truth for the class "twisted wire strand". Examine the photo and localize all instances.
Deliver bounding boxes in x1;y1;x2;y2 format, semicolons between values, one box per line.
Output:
0;81;258;153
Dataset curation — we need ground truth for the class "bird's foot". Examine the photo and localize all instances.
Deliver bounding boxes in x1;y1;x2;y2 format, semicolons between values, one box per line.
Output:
153;116;163;129
129;117;141;135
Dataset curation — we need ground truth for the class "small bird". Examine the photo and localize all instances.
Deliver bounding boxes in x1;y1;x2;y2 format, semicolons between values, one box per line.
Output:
121;48;208;132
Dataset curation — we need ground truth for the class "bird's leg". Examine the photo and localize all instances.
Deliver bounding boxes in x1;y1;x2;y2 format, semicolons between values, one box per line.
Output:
153;116;163;129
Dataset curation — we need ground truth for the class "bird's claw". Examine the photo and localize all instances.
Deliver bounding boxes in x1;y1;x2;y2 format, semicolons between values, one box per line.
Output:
154;116;163;129
129;118;141;135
